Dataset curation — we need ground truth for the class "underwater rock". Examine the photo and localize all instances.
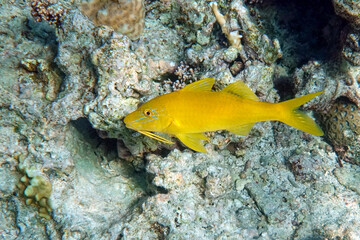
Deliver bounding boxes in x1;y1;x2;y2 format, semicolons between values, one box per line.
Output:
160;0;213;45
293;61;360;110
84;17;184;156
131;17;184;82
231;0;282;64
288;153;323;182
82;29;161;156
333;166;360;195
80;0;145;40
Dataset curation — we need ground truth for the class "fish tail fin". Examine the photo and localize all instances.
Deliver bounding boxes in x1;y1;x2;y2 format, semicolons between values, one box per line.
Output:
277;91;324;136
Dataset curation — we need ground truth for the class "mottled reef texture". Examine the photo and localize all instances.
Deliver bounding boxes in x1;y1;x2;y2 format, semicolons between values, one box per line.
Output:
1;0;360;239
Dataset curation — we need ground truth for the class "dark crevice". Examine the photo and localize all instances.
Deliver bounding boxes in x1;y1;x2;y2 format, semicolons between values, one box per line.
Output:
273;76;295;101
71;118;168;196
23;17;57;48
255;0;346;72
145;172;169;195
71;117;117;150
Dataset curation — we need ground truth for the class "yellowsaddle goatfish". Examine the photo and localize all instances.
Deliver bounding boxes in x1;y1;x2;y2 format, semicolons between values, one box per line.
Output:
124;78;324;152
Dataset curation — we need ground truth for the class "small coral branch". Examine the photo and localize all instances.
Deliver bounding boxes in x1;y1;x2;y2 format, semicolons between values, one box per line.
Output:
210;2;242;49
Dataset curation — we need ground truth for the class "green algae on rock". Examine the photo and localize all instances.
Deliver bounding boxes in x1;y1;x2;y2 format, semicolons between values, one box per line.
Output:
333;0;360;29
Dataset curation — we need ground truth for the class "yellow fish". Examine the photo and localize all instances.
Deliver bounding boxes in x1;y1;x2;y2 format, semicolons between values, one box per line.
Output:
124;78;324;152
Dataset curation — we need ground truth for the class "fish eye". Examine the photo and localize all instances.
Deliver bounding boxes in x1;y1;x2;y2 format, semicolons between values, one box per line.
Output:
144;109;153;117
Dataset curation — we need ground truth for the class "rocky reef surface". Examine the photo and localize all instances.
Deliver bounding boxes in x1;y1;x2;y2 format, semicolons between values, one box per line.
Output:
0;0;359;239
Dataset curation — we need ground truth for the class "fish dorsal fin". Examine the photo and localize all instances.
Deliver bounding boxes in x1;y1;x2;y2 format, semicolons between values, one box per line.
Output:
176;133;210;152
222;81;259;101
180;78;215;92
228;123;255;136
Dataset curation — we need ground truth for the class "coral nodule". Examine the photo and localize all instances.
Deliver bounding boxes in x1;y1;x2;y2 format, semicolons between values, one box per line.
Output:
80;0;145;40
320;99;360;165
16;166;53;220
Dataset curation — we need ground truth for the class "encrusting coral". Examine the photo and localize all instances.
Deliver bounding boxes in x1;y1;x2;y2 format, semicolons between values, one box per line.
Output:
80;0;145;40
30;0;66;26
16;163;53;220
320;99;360;165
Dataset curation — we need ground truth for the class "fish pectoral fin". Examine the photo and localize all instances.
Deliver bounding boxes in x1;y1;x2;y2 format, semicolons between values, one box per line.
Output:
137;130;174;144
176;133;209;152
221;81;259;101
180;78;215;92
227;123;255;136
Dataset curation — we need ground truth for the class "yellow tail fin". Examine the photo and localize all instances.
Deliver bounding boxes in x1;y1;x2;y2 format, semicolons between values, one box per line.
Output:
278;91;324;136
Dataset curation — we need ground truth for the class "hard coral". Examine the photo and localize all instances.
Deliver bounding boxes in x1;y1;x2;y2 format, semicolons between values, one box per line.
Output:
81;0;145;40
16;165;53;220
343;32;360;66
30;0;65;26
320;99;360;165
333;0;360;29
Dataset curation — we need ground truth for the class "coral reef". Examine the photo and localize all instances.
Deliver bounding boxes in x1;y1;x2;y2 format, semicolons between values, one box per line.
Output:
210;2;242;49
80;0;145;40
320;99;360;165
20;58;63;101
343;31;360;66
333;0;360;29
1;0;360;239
253;0;345;71
30;0;66;26
16;163;53;220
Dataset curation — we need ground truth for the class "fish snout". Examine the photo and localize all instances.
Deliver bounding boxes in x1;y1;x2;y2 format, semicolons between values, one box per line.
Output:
123;115;134;129
124;112;141;130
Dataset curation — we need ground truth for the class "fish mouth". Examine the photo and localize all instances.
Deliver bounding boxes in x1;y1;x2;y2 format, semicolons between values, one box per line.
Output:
123;115;134;129
125;122;134;129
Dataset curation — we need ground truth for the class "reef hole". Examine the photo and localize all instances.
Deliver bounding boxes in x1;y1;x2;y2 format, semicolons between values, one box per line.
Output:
273;76;295;101
71;118;169;196
71;117;117;152
255;0;346;71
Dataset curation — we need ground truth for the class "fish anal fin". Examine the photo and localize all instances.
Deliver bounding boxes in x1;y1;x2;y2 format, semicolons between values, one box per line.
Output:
176;133;209;152
180;78;215;92
228;123;255;136
222;81;259;101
